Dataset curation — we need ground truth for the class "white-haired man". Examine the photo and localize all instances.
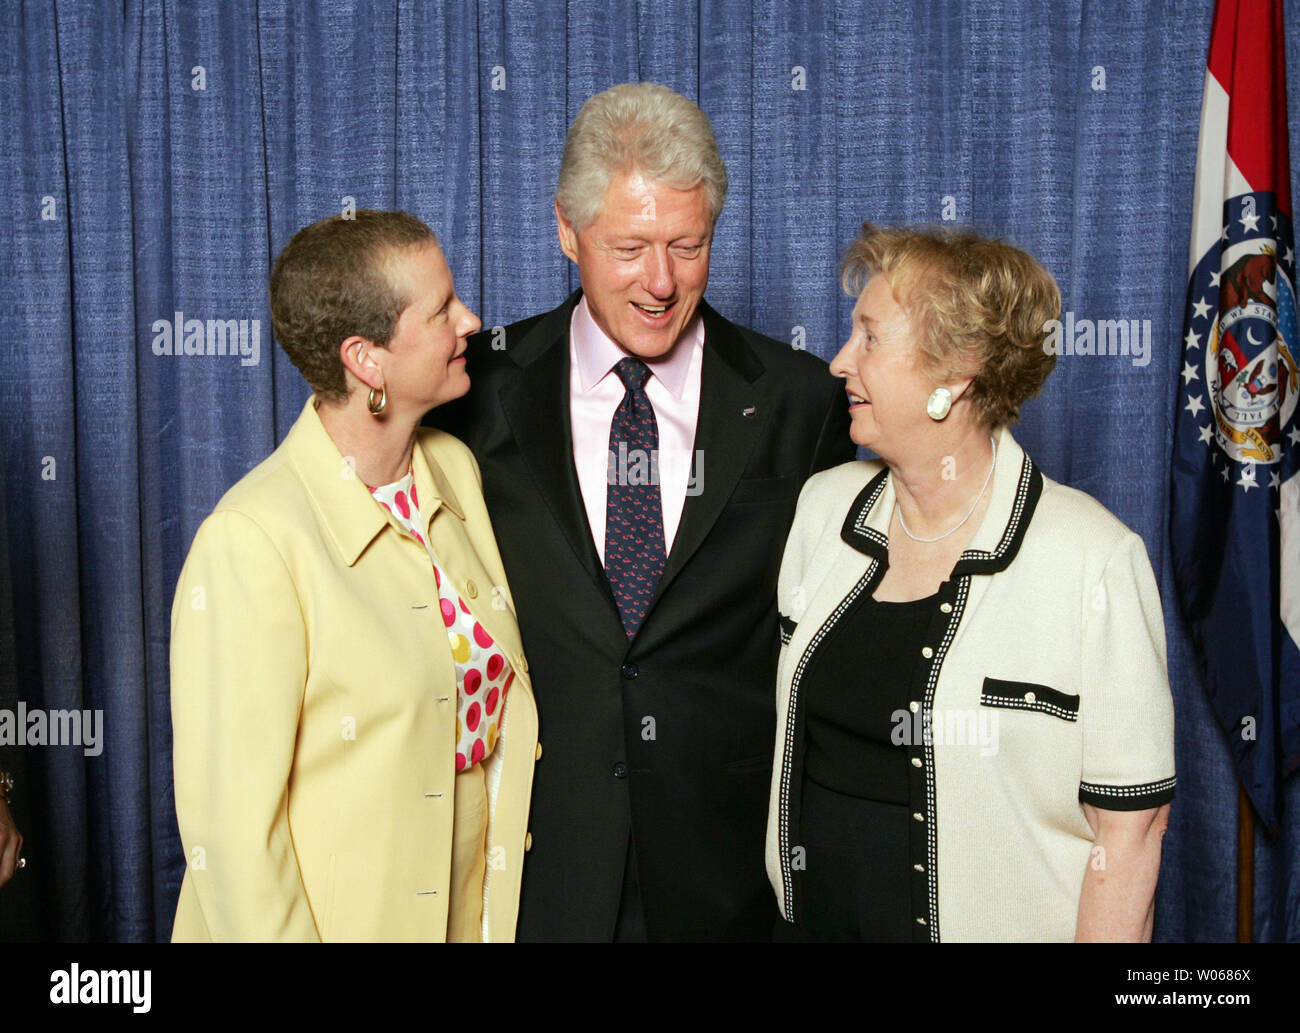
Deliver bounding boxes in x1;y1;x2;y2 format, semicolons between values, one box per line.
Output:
429;82;853;941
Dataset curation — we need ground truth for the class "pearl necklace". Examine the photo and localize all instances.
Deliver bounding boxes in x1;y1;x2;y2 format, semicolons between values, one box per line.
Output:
896;435;998;544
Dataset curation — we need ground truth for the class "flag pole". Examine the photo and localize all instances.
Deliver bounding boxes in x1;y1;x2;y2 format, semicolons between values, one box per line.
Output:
1236;784;1254;942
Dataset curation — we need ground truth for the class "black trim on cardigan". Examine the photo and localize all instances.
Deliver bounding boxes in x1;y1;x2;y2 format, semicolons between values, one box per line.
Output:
980;677;1080;721
778;614;797;645
1079;776;1177;811
839;470;890;556
952;455;1043;576
837;450;1044;578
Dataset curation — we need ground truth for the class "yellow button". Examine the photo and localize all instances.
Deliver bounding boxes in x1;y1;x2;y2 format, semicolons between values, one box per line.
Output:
524;833;533;852
1024;691;1037;703
535;742;543;760
465;580;479;599
910;757;922;768
908;701;919;714
921;646;934;659
517;654;529;674
940;602;953;614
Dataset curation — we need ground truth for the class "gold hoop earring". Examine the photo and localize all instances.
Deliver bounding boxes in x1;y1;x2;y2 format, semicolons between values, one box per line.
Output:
367;384;387;416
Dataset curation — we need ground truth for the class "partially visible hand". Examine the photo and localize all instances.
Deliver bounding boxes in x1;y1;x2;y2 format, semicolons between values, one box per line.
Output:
0;797;22;888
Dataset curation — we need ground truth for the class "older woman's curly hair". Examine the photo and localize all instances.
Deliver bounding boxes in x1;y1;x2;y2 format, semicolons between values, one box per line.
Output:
270;210;438;403
841;224;1061;428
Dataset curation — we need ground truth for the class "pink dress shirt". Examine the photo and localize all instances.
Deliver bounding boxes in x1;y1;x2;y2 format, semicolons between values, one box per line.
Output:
568;296;704;564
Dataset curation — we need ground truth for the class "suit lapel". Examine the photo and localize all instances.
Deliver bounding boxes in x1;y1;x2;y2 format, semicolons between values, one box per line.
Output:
498;292;609;594
651;302;767;601
499;295;768;639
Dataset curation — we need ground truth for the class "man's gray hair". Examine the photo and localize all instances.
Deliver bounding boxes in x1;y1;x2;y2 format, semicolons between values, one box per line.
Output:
555;82;728;230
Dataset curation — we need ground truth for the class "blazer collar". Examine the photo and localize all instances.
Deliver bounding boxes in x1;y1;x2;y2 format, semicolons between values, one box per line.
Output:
286;398;465;567
840;425;1043;576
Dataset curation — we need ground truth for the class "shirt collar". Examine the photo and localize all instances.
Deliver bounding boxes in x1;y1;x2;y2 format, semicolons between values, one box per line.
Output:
840;425;1043;576
285;397;464;567
570;295;703;400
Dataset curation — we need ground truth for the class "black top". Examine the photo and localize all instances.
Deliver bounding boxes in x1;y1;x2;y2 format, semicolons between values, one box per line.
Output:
790;586;940;941
802;590;937;803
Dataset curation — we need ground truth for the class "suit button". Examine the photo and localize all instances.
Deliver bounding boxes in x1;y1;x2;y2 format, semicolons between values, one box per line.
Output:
613;762;628;778
465;580;479;598
910;757;922;768
517;654;529;673
621;663;638;680
524;832;533;852
535;742;543;760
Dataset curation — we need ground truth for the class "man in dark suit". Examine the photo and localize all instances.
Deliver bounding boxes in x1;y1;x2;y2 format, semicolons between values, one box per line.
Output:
429;82;853;941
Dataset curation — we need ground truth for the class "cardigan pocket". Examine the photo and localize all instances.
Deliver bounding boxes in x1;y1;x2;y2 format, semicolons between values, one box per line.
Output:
979;677;1079;722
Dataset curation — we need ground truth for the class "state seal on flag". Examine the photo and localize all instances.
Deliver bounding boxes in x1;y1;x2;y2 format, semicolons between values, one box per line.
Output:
1183;191;1300;486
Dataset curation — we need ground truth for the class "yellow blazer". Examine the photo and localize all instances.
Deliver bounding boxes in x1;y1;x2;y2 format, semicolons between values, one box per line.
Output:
170;398;538;941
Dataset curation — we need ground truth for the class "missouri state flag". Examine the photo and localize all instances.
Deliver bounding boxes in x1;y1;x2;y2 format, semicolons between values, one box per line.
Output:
1172;0;1300;833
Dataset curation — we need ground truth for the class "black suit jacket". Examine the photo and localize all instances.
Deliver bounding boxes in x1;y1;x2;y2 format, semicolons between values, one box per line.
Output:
427;291;854;940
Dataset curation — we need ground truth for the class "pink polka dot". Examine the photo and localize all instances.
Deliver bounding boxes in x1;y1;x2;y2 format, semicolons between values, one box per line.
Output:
413;531;425;546
456;752;466;771
486;686;499;716
440;599;456;626
486;654;504;680
410;483;419;509
470;739;485;765
466;702;481;732
460;598;472;615
394;491;410;519
473;622;493;648
464;669;482;695
433;565;441;588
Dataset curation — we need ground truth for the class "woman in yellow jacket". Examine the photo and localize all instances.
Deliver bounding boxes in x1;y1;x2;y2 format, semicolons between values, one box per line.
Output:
170;210;538;942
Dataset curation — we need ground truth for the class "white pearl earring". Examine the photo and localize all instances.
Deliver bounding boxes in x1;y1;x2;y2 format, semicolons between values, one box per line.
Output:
926;387;952;421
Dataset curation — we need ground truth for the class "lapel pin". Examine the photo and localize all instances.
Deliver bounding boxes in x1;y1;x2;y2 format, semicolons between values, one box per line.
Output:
742;406;757;418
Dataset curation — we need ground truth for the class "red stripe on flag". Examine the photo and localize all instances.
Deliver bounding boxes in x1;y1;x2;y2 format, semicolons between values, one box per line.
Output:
1207;0;1292;216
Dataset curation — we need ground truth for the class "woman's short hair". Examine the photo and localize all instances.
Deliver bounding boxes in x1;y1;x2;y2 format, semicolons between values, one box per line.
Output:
841;223;1061;428
555;82;728;230
269;210;438;403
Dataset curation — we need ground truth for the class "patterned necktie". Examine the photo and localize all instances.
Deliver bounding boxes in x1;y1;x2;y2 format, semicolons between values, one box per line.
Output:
604;357;667;637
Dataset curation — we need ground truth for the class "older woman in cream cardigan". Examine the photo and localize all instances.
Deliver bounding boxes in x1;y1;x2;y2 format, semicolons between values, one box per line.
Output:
767;224;1174;942
171;211;537;941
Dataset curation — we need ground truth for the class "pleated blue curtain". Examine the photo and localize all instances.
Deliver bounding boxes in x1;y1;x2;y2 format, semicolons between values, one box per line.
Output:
2;0;1298;941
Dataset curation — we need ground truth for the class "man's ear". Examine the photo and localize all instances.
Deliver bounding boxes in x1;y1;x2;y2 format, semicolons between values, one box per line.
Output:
338;335;384;391
555;202;581;264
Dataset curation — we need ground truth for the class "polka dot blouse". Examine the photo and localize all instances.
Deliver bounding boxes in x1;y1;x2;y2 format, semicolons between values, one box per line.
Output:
369;468;512;771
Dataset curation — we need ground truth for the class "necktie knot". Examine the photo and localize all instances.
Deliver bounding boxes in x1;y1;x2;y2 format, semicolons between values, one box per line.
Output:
614;357;652;393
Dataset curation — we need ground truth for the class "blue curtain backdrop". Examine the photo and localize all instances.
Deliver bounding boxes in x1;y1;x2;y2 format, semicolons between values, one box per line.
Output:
1;0;1298;941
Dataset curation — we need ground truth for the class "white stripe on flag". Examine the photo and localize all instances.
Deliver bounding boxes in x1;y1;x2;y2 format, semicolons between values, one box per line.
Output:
1189;70;1255;274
